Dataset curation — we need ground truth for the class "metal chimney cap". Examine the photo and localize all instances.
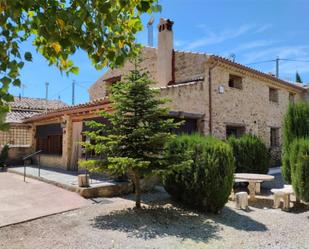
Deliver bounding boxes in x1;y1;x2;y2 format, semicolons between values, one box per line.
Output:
147;16;154;25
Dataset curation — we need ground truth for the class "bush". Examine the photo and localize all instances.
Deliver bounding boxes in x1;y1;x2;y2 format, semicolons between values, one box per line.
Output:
162;134;235;213
289;139;309;202
282;102;309;183
228;134;270;174
0;144;9;168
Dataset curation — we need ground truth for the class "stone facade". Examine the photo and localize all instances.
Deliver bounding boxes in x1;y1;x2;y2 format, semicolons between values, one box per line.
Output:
88;47;305;166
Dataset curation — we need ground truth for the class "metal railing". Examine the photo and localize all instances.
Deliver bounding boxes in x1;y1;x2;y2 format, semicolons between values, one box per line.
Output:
22;150;43;182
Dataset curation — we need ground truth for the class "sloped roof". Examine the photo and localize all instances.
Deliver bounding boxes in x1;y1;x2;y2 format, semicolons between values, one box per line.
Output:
10;96;67;111
24;98;110;123
5;110;40;123
6;96;68;124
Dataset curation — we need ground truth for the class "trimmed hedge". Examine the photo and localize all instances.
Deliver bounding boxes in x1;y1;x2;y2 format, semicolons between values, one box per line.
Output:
228;134;270;174
162;134;235;213
282;102;309;183
289;139;309;202
0;144;9;168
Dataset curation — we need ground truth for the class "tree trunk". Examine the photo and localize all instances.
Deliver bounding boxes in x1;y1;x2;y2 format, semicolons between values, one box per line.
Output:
133;171;141;209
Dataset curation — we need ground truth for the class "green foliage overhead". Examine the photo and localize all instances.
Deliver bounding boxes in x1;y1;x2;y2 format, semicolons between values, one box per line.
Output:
0;0;160;127
289;139;309;202
282;102;309;183
0;144;9;167
79;68;179;208
228;134;270;174
162;134;235;213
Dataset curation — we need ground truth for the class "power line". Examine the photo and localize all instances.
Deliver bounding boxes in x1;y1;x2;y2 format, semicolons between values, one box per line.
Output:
246;57;309;79
246;59;276;66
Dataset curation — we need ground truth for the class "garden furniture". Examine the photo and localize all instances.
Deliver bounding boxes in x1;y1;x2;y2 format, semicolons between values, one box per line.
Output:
234;173;274;200
235;192;248;210
271;185;294;211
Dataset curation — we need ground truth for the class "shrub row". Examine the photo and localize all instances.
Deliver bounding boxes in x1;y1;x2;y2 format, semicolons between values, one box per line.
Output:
282;102;309;183
228;135;270;174
289;139;309;202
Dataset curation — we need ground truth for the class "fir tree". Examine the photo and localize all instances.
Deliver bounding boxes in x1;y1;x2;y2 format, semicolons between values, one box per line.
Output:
79;67;179;208
296;71;303;83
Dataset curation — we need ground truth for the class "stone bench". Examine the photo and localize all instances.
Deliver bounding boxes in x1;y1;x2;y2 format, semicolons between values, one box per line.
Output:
271;185;294;211
235;191;248;210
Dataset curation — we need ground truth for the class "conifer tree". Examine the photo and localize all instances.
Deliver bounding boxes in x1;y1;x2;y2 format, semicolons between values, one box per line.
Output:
296;71;303;83
79;67;179;208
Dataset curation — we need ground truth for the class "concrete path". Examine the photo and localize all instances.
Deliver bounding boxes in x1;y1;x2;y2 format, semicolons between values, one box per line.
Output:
0;172;91;228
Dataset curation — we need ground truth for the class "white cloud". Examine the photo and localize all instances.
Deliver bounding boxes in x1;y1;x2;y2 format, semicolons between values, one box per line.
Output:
253;24;272;34
185;24;254;50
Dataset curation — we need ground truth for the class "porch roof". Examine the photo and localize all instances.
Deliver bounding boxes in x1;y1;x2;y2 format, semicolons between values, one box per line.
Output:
23;98;110;123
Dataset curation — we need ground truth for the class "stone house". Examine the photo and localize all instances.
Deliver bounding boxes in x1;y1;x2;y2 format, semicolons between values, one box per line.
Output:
1;96;67;164
23;18;307;170
89;18;306;165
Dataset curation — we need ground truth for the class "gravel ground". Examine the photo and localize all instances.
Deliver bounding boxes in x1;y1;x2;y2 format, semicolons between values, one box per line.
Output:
0;188;309;249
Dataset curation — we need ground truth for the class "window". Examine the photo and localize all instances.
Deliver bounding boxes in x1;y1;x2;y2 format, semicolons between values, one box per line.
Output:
289;92;295;103
105;76;121;95
172;118;198;135
0;126;31;146
36;124;63;155
269;88;279;103
270;127;280;147
228;74;243;89
226;125;245;138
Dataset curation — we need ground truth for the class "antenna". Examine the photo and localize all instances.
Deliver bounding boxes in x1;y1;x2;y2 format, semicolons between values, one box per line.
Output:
21;84;27;97
45;82;49;113
147;16;155;47
72;80;76;105
229;53;236;62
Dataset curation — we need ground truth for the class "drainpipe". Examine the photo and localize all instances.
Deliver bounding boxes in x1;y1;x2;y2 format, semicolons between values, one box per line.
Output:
208;61;218;136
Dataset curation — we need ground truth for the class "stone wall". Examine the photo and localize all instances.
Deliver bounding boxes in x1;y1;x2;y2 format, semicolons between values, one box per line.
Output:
7;146;32;165
208;62;302;165
174;51;206;82
88;47;158;100
158;81;208;133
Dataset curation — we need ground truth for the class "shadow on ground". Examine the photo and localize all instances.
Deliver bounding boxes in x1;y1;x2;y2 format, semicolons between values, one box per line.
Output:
92;203;267;242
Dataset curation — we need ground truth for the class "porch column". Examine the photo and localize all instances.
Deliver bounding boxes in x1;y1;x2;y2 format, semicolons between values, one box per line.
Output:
62;115;73;170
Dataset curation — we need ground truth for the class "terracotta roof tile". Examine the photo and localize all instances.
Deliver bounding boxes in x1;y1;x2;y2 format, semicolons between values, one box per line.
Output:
10;96;67;111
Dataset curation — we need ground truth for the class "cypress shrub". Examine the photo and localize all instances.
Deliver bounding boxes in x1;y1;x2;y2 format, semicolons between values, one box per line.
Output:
289;139;309;202
228;134;270;174
162;134;235;213
282;102;309;183
0;144;9;168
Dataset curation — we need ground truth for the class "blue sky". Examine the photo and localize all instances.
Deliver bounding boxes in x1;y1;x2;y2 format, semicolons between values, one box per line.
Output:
11;0;309;104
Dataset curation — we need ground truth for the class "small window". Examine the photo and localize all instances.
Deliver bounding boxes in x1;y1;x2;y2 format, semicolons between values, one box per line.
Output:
270;127;280;147
105;76;121;95
226;125;245;138
269;88;279;103
228;74;243;89
289;93;295;103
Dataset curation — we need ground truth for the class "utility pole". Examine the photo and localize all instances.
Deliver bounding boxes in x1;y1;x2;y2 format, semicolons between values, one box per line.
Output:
276;57;279;78
72;80;76;105
45;82;49;113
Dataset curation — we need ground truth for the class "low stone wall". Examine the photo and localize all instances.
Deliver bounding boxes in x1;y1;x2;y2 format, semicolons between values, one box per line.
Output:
7;146;33;165
34;154;65;169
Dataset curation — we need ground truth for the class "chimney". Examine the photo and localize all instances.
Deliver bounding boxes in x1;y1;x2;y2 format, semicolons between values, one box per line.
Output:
157;18;174;86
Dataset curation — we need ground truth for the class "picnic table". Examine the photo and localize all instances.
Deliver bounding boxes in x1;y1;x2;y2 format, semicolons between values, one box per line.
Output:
234;173;274;200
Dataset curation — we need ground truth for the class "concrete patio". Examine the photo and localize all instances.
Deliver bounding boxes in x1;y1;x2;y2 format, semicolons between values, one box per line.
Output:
7;166;133;198
0;172;91;228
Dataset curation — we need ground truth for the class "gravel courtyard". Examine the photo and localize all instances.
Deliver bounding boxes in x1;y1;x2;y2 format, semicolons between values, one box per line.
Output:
0;188;308;249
